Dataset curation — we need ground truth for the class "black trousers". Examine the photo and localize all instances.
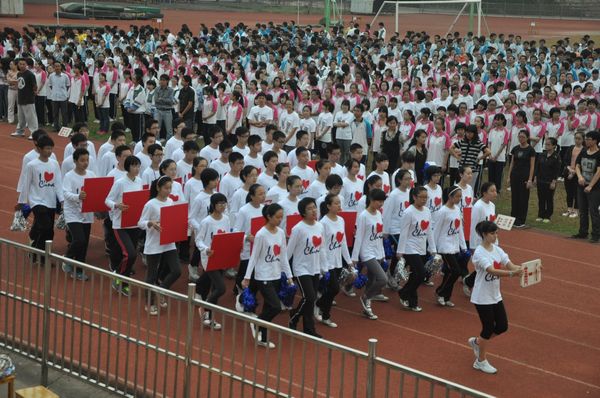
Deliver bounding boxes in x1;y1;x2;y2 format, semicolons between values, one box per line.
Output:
510;173;530;225
564;175;578;209
475;301;508;339
577;187;600;240
257;279;282;342
45;98;54;124
35;96;46;125
29;205;55;252
111;228;140;277
436;253;461;300
69;102;86;124
195;269;226;313
290;274;320;333
146;250;181;305
487;160;505;192
316;267;341;320
398;254;426;307
537;181;555;219
52;100;68;131
129;113;144;142
65;222;91;263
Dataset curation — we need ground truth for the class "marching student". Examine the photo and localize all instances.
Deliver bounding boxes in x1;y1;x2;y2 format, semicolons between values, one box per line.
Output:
243;134;264;172
464;182;498;293
62;148;96;280
290;147;316;198
199;126;225;162
17;130;58;196
315;174;343;217
170;127;198;163
424;165;443;229
138;176;182;315
164;118;186;160
183;157;208;203
287;197;325;337
257;151;279;191
367;153;391;195
396;186;437;312
135;133;157;175
229;165;259;223
242;203;294;348
188;168;220;281
210;139;234;178
176;141;199;186
218;152;245;200
195;193;232;329
306;159;331;199
286;130;311;169
63;122;96;162
158;159;186;204
233;183;266;311
351;188;389;320
315;193;352;328
468;220;523;374
433;186;467;307
97;130;128;177
17;135;64;256
354;174;383;216
61;133;96;176
141;144;164;187
340;158;364;211
266;163;290;203
105;155;144;296
278;175;302;234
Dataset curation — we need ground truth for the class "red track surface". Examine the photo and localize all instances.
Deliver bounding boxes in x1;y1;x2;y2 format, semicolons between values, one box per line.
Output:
0;122;599;397
2;4;600;39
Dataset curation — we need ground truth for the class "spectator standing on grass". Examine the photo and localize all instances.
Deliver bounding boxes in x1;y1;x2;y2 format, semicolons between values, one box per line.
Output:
178;75;195;130
572;130;600;243
11;58;38;139
535;137;561;223
562;131;585;218
507;130;536;228
6;60;18;124
48;62;70;132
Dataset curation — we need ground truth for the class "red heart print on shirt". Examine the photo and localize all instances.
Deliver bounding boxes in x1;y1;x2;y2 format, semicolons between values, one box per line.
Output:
383;184;390;193
404;201;410;209
357;175;364;180
420;220;430;230
44;171;54;182
187;173;192;180
335;231;344;243
434;197;442;206
312;236;322;247
354;191;362;201
465;197;472;206
302;180;310;189
376;223;383;233
216;229;226;234
493;261;502;270
454;219;461;229
489;214;497;222
273;244;281;256
169;194;179;201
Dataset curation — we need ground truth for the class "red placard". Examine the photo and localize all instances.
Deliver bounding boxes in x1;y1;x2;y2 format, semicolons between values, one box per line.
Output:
81;177;114;212
121;190;150;228
286;214;303;237
160;203;189;244
206;232;245;271
251;216;266;236
463;207;472;242
339;211;357;246
174;177;183;185
307;160;318;171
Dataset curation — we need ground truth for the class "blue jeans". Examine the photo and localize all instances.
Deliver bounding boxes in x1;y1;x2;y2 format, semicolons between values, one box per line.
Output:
98;107;110;133
156;109;173;139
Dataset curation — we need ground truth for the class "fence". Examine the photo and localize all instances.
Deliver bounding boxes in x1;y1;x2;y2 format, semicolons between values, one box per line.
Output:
0;238;494;398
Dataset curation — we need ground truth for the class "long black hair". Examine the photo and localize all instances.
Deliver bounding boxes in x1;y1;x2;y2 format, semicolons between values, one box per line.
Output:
150;175;172;199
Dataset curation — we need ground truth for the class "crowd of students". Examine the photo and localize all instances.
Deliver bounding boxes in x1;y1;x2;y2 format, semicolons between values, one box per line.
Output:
6;21;600;374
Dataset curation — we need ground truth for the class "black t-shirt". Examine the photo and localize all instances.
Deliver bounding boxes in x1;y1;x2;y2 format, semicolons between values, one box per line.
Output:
576;149;600;190
510;144;536;177
178;86;195;116
17;69;36;105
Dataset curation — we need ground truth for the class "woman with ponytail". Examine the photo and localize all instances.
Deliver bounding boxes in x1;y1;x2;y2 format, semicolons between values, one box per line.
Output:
194;193;231;330
229;165;259;223
138;176;182;315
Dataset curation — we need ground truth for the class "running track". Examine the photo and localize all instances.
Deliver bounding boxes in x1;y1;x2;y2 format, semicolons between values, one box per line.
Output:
0;125;599;397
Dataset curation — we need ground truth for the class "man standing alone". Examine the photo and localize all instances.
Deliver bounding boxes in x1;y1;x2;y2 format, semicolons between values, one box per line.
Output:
11;58;38;139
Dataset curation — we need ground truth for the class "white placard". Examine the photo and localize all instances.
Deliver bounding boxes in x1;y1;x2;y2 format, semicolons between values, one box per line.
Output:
58;127;73;137
520;259;542;288
495;214;515;231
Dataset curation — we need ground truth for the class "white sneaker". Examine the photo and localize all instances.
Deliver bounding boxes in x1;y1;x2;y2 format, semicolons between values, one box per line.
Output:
202;313;222;330
249;323;257;339
473;359;497;374
444;300;455;307
188;264;200;281
257;340;276;349
542;219;550;223
159;295;168;308
423;280;434;286
371;294;389;302
331;300;337;306
535;218;543;222
468;337;480;359
359;295;370;312
341;286;356;297
399;298;410;309
145;305;158;316
569;212;578;218
410;306;423;312
561;210;571;217
93;119;100;124
10;131;24;137
225;268;237;279
362;308;378;320
320;318;338;328
463;284;471;297
314;306;323;322
235;293;245;313
436;296;446;306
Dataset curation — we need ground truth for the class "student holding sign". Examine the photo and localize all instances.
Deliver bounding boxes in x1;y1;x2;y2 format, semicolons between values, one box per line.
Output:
105;155;144;296
62;148;96;280
194;193;231;330
138;176;181;315
468;220;523;374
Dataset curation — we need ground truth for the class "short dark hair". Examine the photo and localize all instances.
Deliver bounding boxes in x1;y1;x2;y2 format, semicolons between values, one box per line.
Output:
72;148;89;162
36;135;54;149
115;145;131;158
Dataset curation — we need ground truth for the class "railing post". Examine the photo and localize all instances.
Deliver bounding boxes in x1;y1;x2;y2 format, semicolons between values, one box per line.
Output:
183;283;195;398
41;240;52;386
366;338;377;398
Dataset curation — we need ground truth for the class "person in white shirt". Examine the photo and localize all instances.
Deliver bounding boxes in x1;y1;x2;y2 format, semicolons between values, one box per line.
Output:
164;118;186;160
61;133;97;177
315;101;334;159
199;127;224;162
209;139;234;179
138;176;182;315
468;220;523;375
247;92;274;139
242;203;294;348
279;98;301;152
17;135;64;256
194;193;231;330
137;133;157;176
104;155;144;295
97;131;127;177
278;175;302;234
266;162;290;203
306;159;331;199
243;134;264;172
63;122;96;163
433;186;468;307
333;100;355;164
351;188;388;320
125;74;147;142
290;147;316;198
286;130;311;169
228;165;259;223
62;148;95;280
141;144;164;188
183;156;207;203
218;151;245;199
176;141;199;187
270;131;289;164
340;158;364;211
315;194;352;328
232;126;250;156
299;106;317;150
257;151;278;191
396;186;437;312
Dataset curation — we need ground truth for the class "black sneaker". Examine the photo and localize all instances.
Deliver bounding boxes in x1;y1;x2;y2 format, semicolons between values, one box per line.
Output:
571;233;588;239
589;237;599;244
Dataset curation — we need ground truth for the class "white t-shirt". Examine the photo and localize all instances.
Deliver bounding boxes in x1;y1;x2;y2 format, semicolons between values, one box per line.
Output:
245;226;293;281
138;197;177;254
195;214;231;269
199;145;221;162
290;165;316;198
279;110;301;146
382;187;410;235
287;220;325;276
471;244;510;305
351;209;385;262
333;111;355;140
319;215;352;270
340;177;364;211
62;169;96;224
396;205;437;255
248;105;274;139
432;205;467;254
316;112;334;143
165;137;184;160
470;199;496;249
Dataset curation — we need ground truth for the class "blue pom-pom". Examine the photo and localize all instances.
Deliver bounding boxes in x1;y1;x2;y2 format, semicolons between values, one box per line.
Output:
383;238;394;258
22;204;31;218
241;288;257;312
278;282;297;307
353;273;368;289
381;260;389;271
318;272;330;294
